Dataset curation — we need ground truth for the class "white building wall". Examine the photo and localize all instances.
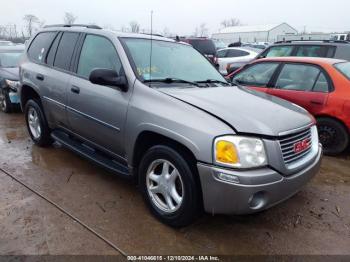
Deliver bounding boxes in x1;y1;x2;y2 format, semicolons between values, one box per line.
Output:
268;23;298;42
212;23;298;44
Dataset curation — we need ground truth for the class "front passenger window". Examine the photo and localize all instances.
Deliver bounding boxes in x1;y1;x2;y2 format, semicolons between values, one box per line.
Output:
77;35;122;78
233;63;279;86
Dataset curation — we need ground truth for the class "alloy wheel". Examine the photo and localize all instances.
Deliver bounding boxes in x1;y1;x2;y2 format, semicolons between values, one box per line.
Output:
146;159;184;213
28;107;42;139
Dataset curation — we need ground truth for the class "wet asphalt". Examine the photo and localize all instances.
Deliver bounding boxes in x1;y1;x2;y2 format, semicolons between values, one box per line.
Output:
0;112;349;255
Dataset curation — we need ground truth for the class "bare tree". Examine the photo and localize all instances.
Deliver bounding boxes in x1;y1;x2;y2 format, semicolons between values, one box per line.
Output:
199;23;208;37
129;21;140;33
221;18;241;28
64;12;77;25
23;14;39;37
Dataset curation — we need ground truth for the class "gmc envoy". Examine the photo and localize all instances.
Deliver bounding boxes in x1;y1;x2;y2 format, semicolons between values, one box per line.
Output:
19;25;322;227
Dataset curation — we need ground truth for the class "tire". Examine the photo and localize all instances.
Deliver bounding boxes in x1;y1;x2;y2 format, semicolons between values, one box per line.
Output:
317;117;349;156
24;99;53;147
0;88;12;113
139;145;201;227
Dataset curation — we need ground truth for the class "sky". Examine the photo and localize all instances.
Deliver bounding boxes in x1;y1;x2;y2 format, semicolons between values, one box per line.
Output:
1;0;349;36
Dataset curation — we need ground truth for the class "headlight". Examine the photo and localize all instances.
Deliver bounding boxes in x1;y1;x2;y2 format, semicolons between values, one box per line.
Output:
5;80;20;91
214;136;267;168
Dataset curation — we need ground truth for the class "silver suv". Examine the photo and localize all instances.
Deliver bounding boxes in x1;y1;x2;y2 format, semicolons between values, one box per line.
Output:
19;25;322;227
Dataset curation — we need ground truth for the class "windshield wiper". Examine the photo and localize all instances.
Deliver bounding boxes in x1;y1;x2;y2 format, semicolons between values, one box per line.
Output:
144;77;199;86
195;79;231;86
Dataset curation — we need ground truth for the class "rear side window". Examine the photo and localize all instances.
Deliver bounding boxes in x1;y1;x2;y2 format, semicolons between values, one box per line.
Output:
54;32;80;71
275;64;320;91
217;49;227;58
295;46;329;58
226;49;249;58
77;35;122;78
46;32;62;66
28;32;57;63
313;72;330;92
265;46;293;57
335;62;350;80
233;63;279;86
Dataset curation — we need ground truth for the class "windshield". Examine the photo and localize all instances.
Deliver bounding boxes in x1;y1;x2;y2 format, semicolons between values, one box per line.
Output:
335;62;350;80
0;52;22;67
121;38;226;84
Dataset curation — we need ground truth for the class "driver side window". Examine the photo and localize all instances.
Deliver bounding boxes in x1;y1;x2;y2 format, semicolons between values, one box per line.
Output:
77;35;122;78
233;63;279;86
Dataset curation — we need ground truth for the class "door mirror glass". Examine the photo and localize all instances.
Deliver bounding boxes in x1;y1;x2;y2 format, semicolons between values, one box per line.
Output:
89;69;128;91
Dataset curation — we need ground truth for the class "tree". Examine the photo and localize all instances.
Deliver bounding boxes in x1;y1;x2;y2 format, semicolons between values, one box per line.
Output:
129;21;140;33
221;18;241;28
64;12;77;25
23;14;39;37
199;23;208;37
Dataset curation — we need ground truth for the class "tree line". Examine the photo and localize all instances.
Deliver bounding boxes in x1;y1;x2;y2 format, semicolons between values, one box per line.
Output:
0;13;241;43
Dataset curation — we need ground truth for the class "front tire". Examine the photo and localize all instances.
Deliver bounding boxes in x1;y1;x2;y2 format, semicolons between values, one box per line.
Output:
139;145;201;227
24;99;53;147
317;117;349;155
0;88;12;113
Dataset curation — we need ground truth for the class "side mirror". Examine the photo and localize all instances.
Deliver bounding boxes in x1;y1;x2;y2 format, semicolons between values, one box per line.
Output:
89;69;128;92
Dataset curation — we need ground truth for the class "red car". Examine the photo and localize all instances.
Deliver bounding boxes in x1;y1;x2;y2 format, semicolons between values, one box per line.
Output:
229;57;350;155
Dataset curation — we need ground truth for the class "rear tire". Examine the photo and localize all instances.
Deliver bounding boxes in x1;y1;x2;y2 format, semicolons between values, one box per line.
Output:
24;99;53;147
317;117;349;156
139;145;201;227
0;88;12;113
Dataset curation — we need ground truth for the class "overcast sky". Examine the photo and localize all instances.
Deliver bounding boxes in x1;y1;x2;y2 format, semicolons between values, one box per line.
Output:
1;0;349;35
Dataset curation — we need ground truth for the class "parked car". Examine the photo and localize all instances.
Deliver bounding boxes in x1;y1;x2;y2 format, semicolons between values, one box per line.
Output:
217;47;260;75
0;45;25;113
0;40;14;46
212;39;226;50
20;25;322;227
182;37;218;66
226;40;350;75
229;57;350;155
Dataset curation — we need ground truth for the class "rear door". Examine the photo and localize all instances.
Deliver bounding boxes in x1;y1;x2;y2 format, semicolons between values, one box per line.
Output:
232;62;280;93
66;34;131;157
267;63;330;114
43;31;80;128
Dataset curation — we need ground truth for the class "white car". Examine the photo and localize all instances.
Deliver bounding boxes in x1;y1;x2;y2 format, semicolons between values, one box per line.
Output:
217;47;259;75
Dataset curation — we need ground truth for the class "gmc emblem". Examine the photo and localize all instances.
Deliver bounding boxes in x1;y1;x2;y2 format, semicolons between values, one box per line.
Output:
294;139;310;154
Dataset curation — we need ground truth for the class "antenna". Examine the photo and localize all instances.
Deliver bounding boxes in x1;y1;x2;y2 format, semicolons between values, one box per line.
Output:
149;10;154;86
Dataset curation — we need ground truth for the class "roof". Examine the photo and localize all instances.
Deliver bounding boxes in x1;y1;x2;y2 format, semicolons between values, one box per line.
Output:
218;23;293;34
40;25;175;42
257;57;345;65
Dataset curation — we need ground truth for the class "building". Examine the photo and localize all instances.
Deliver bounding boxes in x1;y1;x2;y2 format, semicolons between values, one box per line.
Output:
212;23;298;44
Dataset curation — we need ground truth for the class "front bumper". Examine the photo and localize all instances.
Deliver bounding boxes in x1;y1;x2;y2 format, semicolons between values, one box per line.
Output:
197;144;322;215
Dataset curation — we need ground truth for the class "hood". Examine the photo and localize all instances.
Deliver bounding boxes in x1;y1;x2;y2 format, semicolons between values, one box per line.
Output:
161;86;313;137
0;67;19;81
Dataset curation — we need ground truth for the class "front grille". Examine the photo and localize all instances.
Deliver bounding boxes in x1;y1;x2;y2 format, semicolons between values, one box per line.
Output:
279;128;312;165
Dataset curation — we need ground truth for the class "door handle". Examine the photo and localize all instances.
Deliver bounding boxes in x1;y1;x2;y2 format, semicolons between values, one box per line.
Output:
71;86;80;94
310;100;323;105
36;74;44;81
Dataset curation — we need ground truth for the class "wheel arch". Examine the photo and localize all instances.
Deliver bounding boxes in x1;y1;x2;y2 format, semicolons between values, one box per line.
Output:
315;114;349;134
20;84;41;110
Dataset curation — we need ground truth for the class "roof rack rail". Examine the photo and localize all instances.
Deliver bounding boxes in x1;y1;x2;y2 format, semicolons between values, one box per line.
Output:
274;39;350;44
44;24;102;29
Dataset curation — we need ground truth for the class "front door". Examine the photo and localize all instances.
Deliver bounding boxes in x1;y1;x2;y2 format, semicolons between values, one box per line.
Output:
66;34;131;157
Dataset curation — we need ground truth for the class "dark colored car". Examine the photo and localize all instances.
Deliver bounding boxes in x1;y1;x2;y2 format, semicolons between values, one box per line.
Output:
227;40;350;75
0;45;24;113
182;37;218;66
230;57;350;155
